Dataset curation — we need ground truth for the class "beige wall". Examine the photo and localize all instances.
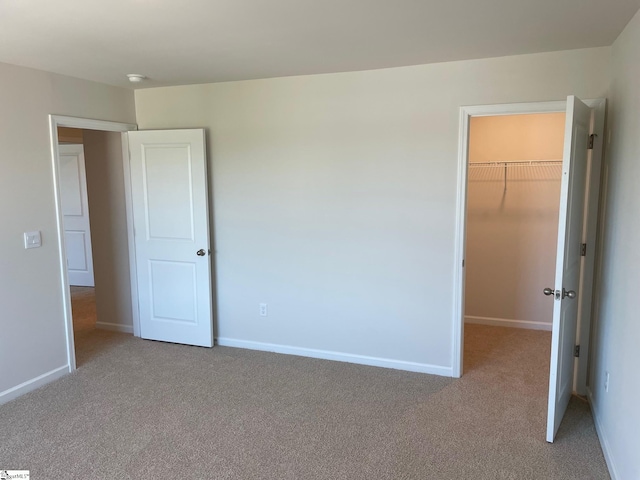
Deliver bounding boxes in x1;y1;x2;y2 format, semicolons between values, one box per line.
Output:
465;114;564;328
0;61;135;398
83;130;133;333
469;113;566;163
589;9;640;478
135;47;609;373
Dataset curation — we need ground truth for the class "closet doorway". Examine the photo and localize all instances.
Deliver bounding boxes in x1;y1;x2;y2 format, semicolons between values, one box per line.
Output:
462;113;564;424
454;98;607;443
464;113;564;332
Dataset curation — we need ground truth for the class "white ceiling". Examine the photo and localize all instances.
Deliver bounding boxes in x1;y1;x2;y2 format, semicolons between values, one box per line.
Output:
1;0;638;89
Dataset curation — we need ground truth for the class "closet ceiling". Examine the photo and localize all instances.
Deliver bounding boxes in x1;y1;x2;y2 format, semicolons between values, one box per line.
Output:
0;0;639;89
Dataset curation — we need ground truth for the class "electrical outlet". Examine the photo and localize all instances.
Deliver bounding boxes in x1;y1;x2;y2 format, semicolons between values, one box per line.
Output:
259;303;268;317
604;372;610;393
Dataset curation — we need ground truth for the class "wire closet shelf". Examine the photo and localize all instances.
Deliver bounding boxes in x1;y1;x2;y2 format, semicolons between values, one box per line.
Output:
468;160;563;193
469;159;563;168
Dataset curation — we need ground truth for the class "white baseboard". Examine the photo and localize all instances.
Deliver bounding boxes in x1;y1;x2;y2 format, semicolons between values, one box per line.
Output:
587;388;619;480
95;321;133;334
216;337;453;377
465;315;552;331
0;365;69;405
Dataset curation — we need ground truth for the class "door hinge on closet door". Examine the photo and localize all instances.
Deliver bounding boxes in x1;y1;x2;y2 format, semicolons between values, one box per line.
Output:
580;243;587;256
574;345;581;358
588;134;596;149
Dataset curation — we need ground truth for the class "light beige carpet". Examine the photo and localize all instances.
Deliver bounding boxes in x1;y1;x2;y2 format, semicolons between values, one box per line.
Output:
0;319;609;479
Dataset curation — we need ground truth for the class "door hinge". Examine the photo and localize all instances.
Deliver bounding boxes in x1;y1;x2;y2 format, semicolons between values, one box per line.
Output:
580;243;587;256
574;345;581;357
588;134;596;149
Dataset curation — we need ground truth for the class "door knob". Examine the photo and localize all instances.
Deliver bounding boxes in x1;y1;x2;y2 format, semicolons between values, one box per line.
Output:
562;288;577;299
196;249;206;256
543;287;554;296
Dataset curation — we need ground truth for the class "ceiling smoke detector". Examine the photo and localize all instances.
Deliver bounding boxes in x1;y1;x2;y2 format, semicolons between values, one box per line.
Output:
127;74;146;83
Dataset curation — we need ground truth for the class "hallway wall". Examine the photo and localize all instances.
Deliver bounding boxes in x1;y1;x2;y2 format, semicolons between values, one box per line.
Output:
83;130;134;334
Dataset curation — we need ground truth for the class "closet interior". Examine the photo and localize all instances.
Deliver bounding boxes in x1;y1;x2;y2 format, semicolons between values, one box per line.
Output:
464;113;566;361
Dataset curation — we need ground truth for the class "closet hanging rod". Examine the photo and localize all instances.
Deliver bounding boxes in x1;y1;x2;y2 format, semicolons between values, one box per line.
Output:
469;160;563;168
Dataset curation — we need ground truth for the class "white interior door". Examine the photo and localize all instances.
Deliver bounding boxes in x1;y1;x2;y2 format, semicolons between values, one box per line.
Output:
546;96;592;442
128;129;213;347
59;144;95;287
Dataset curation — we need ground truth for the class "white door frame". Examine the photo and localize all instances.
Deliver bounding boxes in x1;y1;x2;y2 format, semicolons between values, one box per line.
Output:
452;99;606;395
49;115;138;372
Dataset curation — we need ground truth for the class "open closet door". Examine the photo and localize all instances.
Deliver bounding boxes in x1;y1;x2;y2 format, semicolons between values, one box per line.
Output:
545;96;592;442
128;129;213;347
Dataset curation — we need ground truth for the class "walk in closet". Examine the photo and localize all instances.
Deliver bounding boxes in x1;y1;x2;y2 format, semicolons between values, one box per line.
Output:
464;113;565;331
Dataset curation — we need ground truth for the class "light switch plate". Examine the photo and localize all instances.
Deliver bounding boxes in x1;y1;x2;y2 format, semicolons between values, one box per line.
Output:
24;231;42;249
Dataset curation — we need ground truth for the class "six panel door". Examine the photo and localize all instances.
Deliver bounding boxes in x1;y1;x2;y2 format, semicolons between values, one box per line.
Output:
128;129;213;347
